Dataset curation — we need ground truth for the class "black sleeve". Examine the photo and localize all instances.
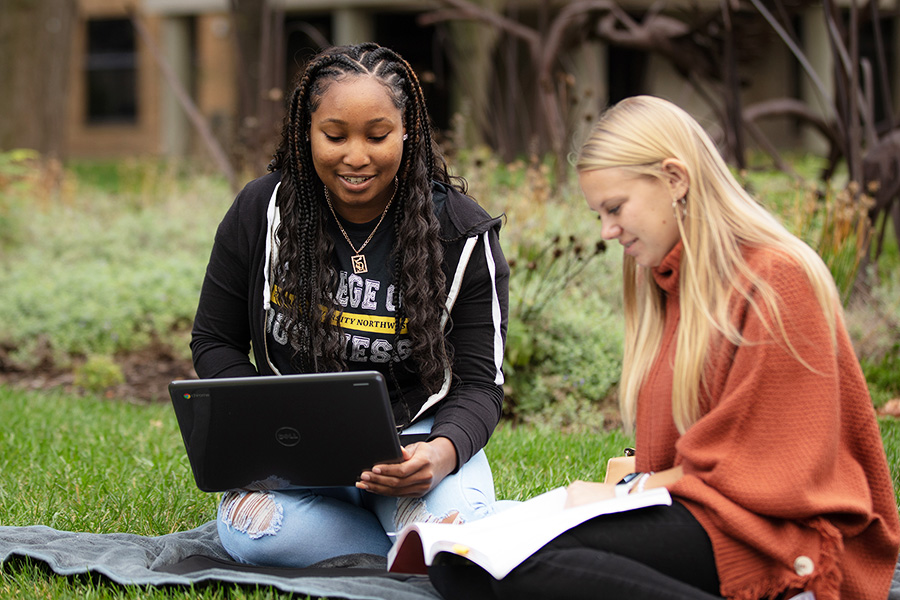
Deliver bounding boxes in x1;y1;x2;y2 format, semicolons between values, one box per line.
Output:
429;225;509;469
189;190;262;379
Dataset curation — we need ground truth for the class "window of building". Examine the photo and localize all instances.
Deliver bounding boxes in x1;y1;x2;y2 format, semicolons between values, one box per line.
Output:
86;18;137;124
607;44;647;105
374;12;450;131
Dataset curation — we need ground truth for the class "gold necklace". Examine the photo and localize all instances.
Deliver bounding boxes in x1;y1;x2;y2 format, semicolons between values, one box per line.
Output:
324;177;398;275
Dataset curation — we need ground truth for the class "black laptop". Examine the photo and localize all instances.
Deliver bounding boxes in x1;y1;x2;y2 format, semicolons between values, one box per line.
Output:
169;371;406;492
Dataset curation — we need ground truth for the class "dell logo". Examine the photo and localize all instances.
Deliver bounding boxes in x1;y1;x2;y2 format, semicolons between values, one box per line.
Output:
275;427;301;447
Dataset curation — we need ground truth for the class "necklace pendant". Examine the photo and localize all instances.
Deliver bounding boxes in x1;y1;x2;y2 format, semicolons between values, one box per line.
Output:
351;254;368;274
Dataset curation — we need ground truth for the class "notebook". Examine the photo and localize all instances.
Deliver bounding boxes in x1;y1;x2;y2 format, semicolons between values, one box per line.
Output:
168;371;407;492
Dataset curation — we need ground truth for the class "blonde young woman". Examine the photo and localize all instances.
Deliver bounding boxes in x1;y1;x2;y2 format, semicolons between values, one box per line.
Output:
430;96;899;600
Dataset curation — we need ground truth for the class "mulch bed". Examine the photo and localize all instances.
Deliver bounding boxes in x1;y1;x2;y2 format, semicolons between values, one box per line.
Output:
0;345;195;403
2;345;898;420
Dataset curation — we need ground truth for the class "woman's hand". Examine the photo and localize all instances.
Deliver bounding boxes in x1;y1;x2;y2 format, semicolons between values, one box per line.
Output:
565;466;684;508
565;480;617;508
356;437;457;497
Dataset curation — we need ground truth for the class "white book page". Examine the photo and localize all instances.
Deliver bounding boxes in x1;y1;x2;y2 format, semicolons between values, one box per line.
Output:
388;487;671;580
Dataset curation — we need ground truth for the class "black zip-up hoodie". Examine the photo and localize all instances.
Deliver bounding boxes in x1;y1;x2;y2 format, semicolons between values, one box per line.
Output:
191;171;509;469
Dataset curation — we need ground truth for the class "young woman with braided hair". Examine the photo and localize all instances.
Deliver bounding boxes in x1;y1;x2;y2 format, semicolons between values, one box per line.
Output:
191;43;509;567
430;96;899;599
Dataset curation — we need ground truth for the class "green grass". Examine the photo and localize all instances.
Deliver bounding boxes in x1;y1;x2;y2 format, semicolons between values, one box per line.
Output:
881;417;900;498
2;385;898;598
0;388;213;533
487;423;633;501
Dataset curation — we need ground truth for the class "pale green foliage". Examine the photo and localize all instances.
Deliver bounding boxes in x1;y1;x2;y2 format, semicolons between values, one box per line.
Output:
0;161;228;368
73;355;125;393
0;149;41;248
0;153;897;422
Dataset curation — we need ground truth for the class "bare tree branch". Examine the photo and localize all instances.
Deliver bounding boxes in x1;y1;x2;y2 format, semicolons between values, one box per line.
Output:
539;0;616;77
743;98;841;149
747;0;836;122
419;0;540;47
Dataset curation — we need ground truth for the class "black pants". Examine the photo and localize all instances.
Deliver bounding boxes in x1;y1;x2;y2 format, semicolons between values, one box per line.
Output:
429;501;724;600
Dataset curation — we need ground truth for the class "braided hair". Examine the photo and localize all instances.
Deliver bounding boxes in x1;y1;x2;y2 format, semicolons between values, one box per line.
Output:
268;43;459;395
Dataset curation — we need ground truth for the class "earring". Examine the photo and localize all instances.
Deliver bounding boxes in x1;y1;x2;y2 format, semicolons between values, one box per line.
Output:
402;133;408;141
672;196;687;217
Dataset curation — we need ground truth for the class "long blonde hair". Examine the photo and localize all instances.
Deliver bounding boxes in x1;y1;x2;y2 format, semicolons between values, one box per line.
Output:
577;96;840;433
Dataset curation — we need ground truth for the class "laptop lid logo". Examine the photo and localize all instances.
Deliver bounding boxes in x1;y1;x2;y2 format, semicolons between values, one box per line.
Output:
275;427;301;447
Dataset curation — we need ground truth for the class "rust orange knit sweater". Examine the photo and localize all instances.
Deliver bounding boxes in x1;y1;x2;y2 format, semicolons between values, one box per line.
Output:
635;242;899;600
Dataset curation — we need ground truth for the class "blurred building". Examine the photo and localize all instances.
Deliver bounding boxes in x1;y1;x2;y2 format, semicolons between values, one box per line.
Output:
68;0;900;160
71;0;454;160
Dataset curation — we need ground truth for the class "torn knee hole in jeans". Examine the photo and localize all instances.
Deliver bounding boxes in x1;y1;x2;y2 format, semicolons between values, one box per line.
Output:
394;498;464;531
220;490;284;539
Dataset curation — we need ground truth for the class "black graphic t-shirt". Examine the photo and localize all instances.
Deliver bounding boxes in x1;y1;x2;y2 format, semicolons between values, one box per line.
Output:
266;205;421;427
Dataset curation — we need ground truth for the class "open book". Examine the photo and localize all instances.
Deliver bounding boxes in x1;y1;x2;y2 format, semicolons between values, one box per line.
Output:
387;486;671;580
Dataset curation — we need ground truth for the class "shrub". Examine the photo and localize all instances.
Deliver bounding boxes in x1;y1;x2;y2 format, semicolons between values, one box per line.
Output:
452;153;625;422
73;355;125;393
504;256;623;420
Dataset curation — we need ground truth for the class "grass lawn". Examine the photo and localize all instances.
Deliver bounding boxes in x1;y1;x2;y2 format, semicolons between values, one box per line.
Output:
1;385;900;598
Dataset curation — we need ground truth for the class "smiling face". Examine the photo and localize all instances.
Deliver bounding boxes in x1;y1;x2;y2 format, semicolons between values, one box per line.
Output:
579;166;684;268
310;75;405;223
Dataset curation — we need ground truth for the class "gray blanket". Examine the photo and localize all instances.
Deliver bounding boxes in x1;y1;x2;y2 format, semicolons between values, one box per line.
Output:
0;521;440;600
3;521;900;599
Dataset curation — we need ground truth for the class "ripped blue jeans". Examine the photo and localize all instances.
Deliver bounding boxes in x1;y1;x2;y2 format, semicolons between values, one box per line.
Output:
216;417;498;567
